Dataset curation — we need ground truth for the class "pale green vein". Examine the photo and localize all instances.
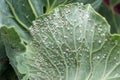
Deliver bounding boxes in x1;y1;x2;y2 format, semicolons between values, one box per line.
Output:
73;26;77;50
62;27;72;50
54;10;82;78
47;23;69;80
103;43;117;78
26;63;50;77
107;75;120;79
46;0;50;12
87;26;95;80
6;0;29;30
73;16;87;80
45;46;64;58
49;0;57;11
38;31;61;77
60;0;68;6
62;17;73;50
104;62;120;79
73;25;79;80
84;6;94;80
54;27;69;80
40;30;64;58
28;0;39;18
42;46;61;76
62;0;68;5
92;40;106;53
60;12;80;80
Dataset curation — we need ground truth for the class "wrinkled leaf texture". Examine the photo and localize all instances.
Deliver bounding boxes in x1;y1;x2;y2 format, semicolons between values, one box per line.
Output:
0;0;103;79
2;3;120;80
0;0;45;78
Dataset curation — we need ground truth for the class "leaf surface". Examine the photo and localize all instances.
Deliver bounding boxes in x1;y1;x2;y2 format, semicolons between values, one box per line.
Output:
0;0;45;77
2;3;120;80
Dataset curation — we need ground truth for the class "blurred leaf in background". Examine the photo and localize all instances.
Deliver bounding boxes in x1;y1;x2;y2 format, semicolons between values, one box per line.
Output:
99;0;120;33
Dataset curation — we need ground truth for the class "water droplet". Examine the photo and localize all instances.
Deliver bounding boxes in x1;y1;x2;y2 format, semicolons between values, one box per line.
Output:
96;56;100;59
98;27;102;33
98;40;102;43
63;35;68;39
85;14;89;18
117;51;120;54
114;57;117;60
115;73;119;76
66;48;69;52
101;33;105;36
22;4;25;7
91;29;93;32
26;15;29;18
105;39;108;42
116;62;119;65
114;40;118;45
67;27;70;31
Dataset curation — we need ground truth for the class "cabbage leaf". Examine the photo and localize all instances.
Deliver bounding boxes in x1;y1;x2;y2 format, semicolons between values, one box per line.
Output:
2;3;120;80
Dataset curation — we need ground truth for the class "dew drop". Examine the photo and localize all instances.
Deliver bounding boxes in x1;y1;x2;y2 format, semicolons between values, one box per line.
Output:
96;56;100;59
101;33;105;36
67;27;70;31
114;57;117;60
66;48;69;52
117;51;120;54
116;62;119;65
26;15;29;18
98;40;102;43
90;29;93;32
64;35;68;39
114;40;118;45
105;39;108;42
115;73;119;77
98;27;102;33
22;4;25;7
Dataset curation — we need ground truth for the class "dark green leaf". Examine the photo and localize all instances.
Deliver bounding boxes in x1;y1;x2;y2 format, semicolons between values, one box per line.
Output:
0;26;26;79
0;0;46;41
0;64;18;80
99;0;120;33
0;28;8;77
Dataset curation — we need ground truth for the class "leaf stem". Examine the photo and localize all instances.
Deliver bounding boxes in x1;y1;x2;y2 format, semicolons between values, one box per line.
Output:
28;0;39;18
62;0;68;6
46;0;51;13
46;0;50;9
6;0;29;31
50;0;57;10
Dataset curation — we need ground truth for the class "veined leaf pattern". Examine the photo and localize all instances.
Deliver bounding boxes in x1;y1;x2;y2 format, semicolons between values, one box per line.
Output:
2;3;120;80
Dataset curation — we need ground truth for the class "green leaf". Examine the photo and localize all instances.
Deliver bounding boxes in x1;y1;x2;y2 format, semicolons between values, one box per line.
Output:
0;0;44;79
0;0;46;41
3;3;120;80
0;0;44;75
74;0;103;9
0;64;18;80
99;1;120;33
0;28;8;77
0;26;26;79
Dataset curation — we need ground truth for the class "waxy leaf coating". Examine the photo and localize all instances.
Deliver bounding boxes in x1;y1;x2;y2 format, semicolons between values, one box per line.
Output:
2;3;120;80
